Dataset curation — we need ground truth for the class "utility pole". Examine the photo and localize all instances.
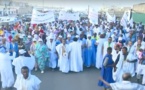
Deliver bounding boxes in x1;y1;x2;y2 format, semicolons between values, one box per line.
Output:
88;5;90;16
43;0;44;11
88;5;90;32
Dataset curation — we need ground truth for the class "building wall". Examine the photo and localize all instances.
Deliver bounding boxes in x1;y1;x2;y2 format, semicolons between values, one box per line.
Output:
0;6;19;16
133;12;145;24
0;0;11;5
133;3;145;13
107;8;128;18
18;7;33;15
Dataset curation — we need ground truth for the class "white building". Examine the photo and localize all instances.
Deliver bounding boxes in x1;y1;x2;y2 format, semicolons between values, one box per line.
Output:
0;0;10;5
0;6;18;16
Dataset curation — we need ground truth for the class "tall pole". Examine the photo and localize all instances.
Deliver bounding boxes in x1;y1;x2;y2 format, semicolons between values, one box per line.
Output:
130;9;132;20
88;5;90;16
43;0;44;11
88;5;90;32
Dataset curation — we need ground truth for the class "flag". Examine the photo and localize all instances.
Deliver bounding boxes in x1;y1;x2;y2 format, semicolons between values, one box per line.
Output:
121;10;133;28
58;11;66;20
88;8;98;25
106;12;116;23
129;9;133;28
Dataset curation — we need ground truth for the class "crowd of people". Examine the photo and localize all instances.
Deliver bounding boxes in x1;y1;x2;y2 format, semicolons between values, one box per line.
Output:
0;12;145;90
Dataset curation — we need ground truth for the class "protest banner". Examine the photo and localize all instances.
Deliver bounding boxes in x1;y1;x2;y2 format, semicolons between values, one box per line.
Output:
88;8;98;25
31;9;55;24
121;10;133;28
106;12;116;23
58;12;79;21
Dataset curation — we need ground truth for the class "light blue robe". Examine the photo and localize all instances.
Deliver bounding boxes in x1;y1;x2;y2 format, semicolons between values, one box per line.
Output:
91;38;97;66
66;39;73;44
35;43;48;71
46;41;57;69
78;38;87;63
9;42;19;58
85;39;93;67
84;38;97;67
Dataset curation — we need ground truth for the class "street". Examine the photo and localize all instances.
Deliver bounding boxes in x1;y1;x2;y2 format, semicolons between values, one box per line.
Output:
34;67;102;90
0;67;103;90
0;67;140;90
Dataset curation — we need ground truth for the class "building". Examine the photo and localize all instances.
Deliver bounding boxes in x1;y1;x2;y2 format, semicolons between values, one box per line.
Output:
0;6;18;16
132;3;145;24
107;7;131;18
0;0;11;5
18;6;33;15
0;0;19;16
0;0;33;16
133;3;145;13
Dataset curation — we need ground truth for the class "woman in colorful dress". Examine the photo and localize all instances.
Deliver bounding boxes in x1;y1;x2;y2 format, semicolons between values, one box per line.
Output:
35;38;49;73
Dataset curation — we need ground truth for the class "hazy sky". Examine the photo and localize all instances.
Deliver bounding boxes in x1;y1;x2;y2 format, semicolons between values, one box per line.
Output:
13;0;145;10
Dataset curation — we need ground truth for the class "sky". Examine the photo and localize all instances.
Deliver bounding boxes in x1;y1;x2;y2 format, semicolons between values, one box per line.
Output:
13;0;145;11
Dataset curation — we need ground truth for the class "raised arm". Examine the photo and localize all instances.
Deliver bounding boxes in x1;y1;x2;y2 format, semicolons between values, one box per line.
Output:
99;77;112;88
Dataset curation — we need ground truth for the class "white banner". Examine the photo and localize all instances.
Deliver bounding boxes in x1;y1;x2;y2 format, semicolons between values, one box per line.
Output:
58;11;66;20
31;9;55;24
106;12;116;23
121;10;132;28
58;12;80;21
88;9;98;25
0;17;17;22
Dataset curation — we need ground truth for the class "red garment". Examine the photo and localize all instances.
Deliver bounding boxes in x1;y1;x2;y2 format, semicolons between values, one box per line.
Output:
39;29;44;33
117;42;122;48
9;35;12;42
29;27;33;32
33;24;37;29
14;24;19;30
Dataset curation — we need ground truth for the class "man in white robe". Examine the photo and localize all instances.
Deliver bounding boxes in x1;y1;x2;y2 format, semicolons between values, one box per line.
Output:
99;73;145;90
69;36;83;72
12;49;35;75
136;46;145;84
56;39;70;73
46;35;57;70
136;63;145;84
0;47;14;89
115;47;137;82
142;68;145;85
112;44;121;62
133;38;145;54
76;23;81;35
103;37;115;57
14;66;41;90
96;33;106;69
93;25;101;35
112;44;121;81
133;38;145;49
126;41;135;55
133;38;145;71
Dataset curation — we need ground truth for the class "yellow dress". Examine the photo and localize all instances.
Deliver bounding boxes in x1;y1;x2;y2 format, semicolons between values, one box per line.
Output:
0;30;4;35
